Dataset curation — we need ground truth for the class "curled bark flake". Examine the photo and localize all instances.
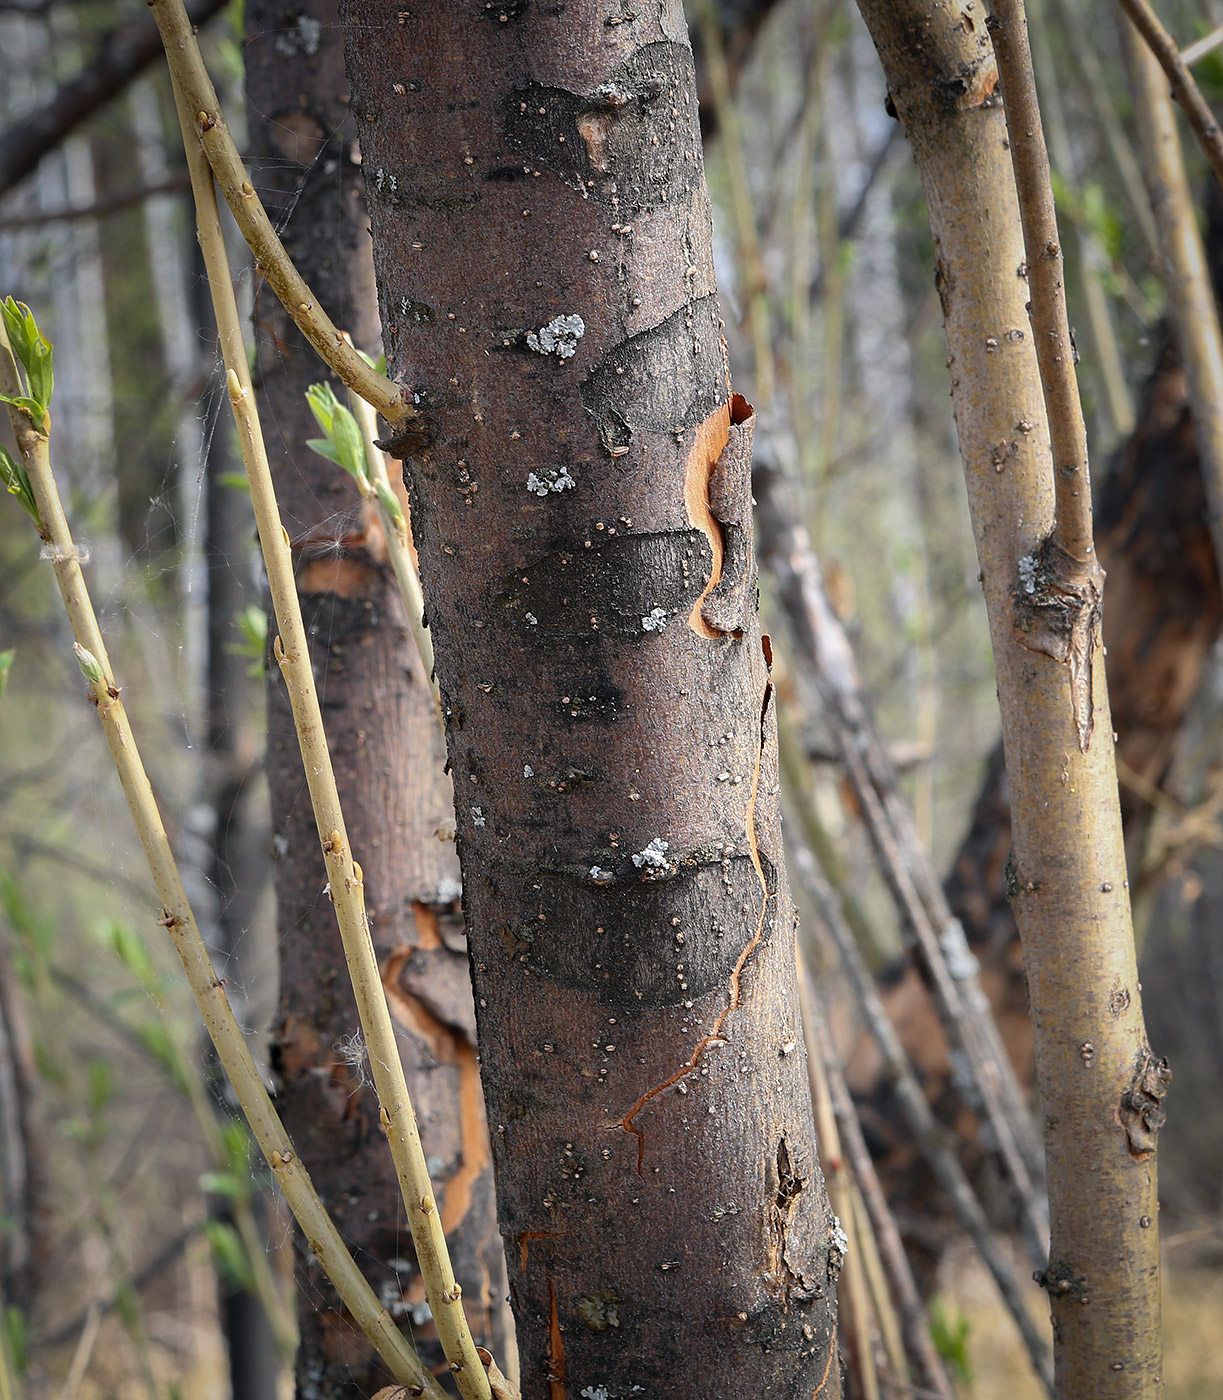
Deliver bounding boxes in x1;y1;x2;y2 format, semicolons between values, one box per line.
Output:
1118;1046;1171;1160
1009;536;1103;751
700;394;756;637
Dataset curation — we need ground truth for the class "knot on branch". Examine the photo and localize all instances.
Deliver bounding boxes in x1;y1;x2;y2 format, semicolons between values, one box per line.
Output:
1118;1045;1171;1159
1009;536;1103;751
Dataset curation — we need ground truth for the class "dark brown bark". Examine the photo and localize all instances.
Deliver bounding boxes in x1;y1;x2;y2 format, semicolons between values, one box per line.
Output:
244;6;507;1395
0;0;225;199
338;5;836;1397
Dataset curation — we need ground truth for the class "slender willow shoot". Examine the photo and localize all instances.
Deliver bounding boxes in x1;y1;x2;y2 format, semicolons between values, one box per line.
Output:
990;0;1098;579
1117;0;1223;190
0;306;446;1400
790;843;1053;1390
167;71;495;1400
1121;14;1223;582
857;5;1165;1392
147;0;409;425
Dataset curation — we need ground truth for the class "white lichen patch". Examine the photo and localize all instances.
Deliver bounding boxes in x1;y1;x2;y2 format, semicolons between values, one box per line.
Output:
580;1388;610;1400
831;1216;849;1258
275;14;322;56
435;876;462;904
940;918;980;981
641;607;668;632
590;866;613;884
527;313;585;360
523;764;534;778
470;807;486;828
525;612;539;626
1018;552;1039;595
526;466;575;496
631;837;671;871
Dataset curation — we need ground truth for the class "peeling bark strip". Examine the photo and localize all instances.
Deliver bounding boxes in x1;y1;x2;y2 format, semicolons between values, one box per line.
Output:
246;3;508;1393
339;5;834;1396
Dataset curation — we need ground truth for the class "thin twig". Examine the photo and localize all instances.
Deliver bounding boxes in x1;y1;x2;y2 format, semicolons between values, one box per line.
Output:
0;0;225;197
697;0;776;408
1182;23;1223;67
757;462;1050;1266
792;844;1054;1392
0;320;446;1400
798;961;882;1400
147;0;409;426
989;0;1097;573
1118;0;1223;190
1121;13;1223;583
0;176;192;231
166;73;495;1400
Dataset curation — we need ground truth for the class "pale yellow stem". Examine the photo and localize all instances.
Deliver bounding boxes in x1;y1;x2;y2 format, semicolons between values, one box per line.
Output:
167;71;493;1400
0;325;445;1400
148;0;408;424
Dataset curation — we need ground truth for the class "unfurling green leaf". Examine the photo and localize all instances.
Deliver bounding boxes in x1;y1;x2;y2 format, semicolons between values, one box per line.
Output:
305;382;368;485
72;643;104;685
1;298;53;429
0;442;39;521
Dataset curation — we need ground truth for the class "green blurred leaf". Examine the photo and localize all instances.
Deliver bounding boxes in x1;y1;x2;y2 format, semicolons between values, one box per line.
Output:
3;1303;28;1377
217;471;251;493
114;1278;140;1333
0;650;13;702
85;1057;115;1118
107;919;162;1000
227;604;268;677
136;1022;190;1094
203;1219;255;1292
929;1295;972;1384
199;1166;252;1206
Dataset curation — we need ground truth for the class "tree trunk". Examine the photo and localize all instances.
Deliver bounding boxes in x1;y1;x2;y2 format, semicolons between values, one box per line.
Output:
854;334;1222;1276
338;5;837;1397
245;5;508;1394
854;4;1164;1394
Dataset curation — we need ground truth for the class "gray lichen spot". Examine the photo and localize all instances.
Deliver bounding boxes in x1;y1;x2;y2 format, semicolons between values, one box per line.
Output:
526;313;585;360
1018;552;1039;595
526;466;576;496
939;919;979;981
828;1216;849;1280
523;764;534;778
275;14;322;56
471;807;486;828
641;606;668;632
631;837;671;871
589;866;613;884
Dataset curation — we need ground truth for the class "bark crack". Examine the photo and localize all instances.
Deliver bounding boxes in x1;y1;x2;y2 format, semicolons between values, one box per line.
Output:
616;680;775;1170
